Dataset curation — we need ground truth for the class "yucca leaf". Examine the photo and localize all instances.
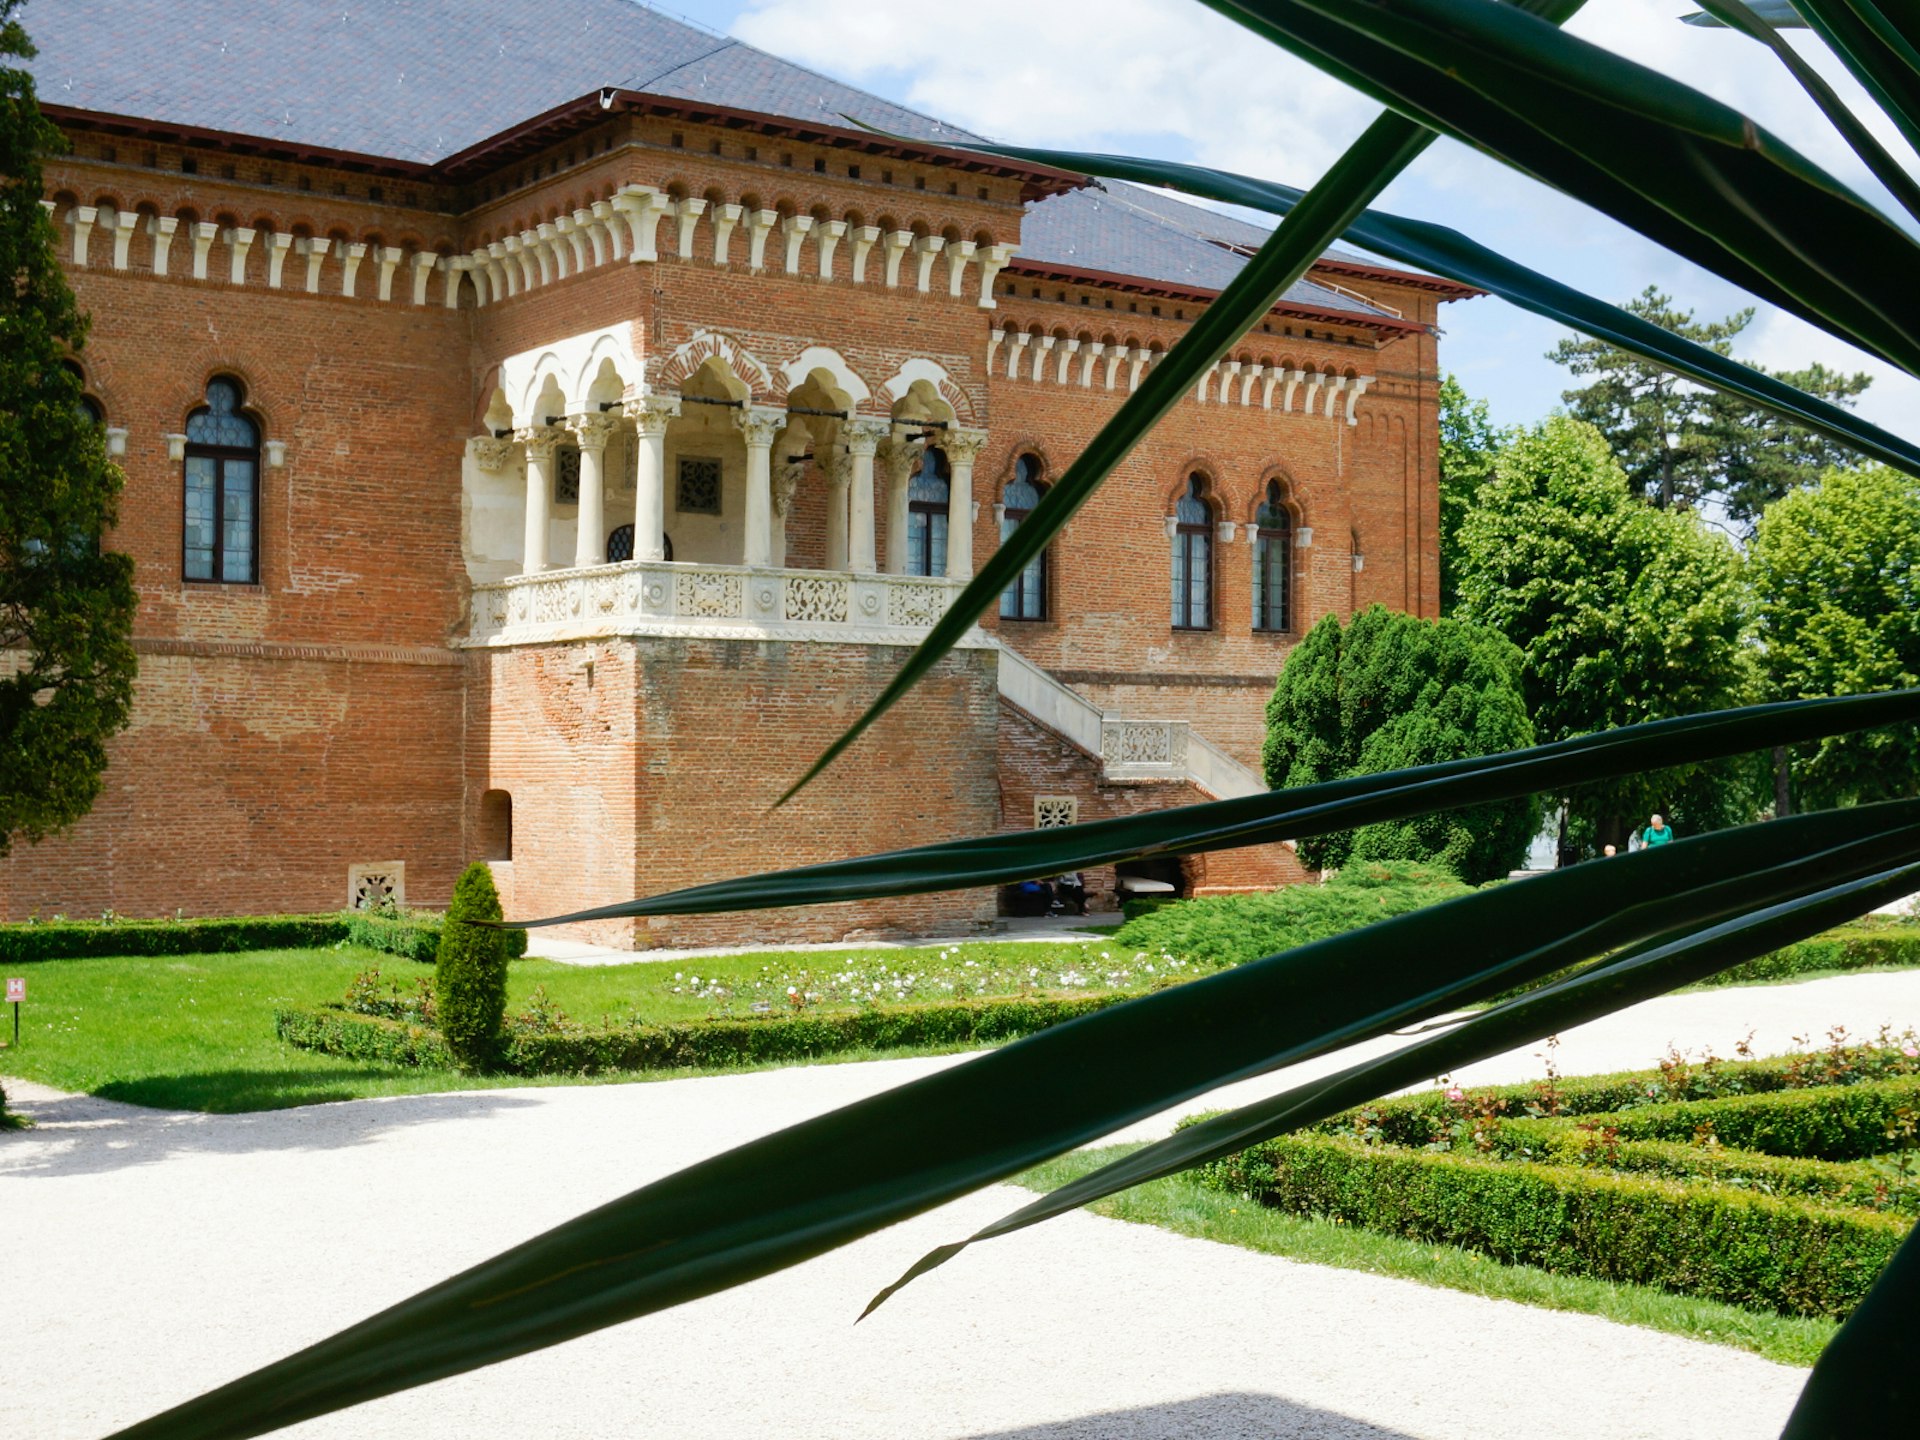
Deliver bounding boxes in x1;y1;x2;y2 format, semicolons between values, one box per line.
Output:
1785;1202;1920;1434
524;690;1920;928
905;139;1920;484
109;802;1920;1440
1684;0;1809;23
1690;1;1920;224
770;111;1440;804
1782;1;1920;160
865;848;1920;1315
1205;0;1920;374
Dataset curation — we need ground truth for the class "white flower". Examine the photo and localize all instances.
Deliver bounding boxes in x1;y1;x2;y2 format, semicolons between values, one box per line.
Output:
787;986;798;997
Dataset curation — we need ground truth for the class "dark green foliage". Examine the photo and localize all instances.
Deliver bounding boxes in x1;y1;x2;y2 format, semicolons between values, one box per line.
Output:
1595;1077;1920;1163
1199;1132;1904;1319
347;910;527;964
1547;285;1872;525
1749;466;1920;809
433;864;508;1072
0;914;347;962
0;3;138;851
1694;924;1920;987
1111;859;1472;970
1262;606;1539;880
278;990;1130;1076
1437;374;1503;615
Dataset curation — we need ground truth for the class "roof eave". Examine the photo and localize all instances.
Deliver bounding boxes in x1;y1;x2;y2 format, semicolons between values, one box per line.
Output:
40;103;437;180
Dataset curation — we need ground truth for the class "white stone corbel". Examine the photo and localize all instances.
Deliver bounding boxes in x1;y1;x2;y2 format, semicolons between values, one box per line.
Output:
709;202;743;265
1344;375;1375;424
741;209;777;272
71;204;97;265
1163;516;1181;539
1261;370;1281;409
477;248;506;303
590;199;626;260
1282;368;1306;412
673;196;706;260
911;233;944;292
1303;371;1327;416
816;218;847;279
520;230;551;287
1080;341;1103;388
612;185;668;262
1196;364;1217;405
375;245;404;300
554;215;588;272
264;439;287;468
536;222;567;280
780;213;814;274
443;256;470;309
986;327;1009;376
850;224;881;284
264;231;295;288
148;215;179;277
1352;551;1366;572
976;243;1016;308
165;433;187;461
1102;346;1125;390
104;426;127;457
575;208;608;267
1323;373;1349;417
1128;347;1151;391
1056;336;1081;385
491;240;520;296
1032;333;1057;382
297;234;329;293
1217;520;1237;543
503;235;535;291
1221;360;1243;404
1007;329;1030;378
1296;526;1314;549
410;250;439;305
225;226;257;285
882;230;914;288
1241;363;1264;406
945;238;975;297
340;241;367;297
110;209;138;270
190;221;219;281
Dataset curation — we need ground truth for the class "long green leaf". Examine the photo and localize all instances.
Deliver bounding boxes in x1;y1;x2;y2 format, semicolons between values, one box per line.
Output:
1686;0;1920;225
1685;1;1809;22
1205;0;1920;374
523;689;1920;928
1779;1;1920;160
772;111;1438;804
906;139;1920;484
864;841;1920;1314
109;801;1920;1439
1785;1197;1920;1433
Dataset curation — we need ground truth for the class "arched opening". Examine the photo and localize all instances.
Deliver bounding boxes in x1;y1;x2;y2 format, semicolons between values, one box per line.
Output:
479;789;513;862
1171;473;1213;631
183;376;261;583
1253;478;1294;633
999;453;1047;621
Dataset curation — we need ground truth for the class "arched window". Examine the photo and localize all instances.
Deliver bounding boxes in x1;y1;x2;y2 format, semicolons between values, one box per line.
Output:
906;445;950;577
1253;479;1294;632
183;377;259;583
479;789;513;862
1170;473;1213;630
999;453;1047;620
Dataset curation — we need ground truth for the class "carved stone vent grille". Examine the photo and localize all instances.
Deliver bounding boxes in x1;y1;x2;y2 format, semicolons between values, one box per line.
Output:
348;862;406;910
886;581;947;627
1101;721;1188;767
677;457;722;515
1034;796;1079;829
675;569;744;618
784;574;850;623
555;445;581;505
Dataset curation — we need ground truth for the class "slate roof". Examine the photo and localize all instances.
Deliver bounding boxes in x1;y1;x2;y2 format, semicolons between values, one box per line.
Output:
27;0;1432;313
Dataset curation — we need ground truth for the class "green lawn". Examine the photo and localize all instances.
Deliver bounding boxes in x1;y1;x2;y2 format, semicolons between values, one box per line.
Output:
1015;1145;1840;1368
0;938;1182;1112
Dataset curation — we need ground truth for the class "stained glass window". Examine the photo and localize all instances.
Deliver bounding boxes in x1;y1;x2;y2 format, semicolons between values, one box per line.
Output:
1253;479;1293;632
182;376;259;583
1171;474;1212;630
999;453;1047;620
907;446;949;577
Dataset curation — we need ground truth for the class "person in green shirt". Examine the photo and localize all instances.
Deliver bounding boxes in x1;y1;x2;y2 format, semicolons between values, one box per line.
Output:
1641;813;1674;848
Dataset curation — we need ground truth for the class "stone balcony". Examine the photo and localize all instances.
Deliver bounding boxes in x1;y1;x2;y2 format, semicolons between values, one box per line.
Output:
461;558;981;648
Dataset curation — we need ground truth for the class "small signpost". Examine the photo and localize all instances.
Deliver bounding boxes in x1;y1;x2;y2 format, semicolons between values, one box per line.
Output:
6;976;21;1047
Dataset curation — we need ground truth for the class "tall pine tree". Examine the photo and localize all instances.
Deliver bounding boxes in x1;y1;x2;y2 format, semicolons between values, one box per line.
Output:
0;1;137;851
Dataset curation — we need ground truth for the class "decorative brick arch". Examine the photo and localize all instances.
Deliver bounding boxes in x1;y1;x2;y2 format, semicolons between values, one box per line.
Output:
876;357;976;423
652;329;777;402
1165;454;1230;514
1246;463;1312;528
993;437;1060;493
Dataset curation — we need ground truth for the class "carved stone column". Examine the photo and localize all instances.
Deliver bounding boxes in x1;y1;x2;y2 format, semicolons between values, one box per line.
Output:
621;395;680;562
737;406;784;568
517;427;561;575
771;421;810;570
822;449;851;571
569;413;619;567
943;429;988;580
845;420;888;573
878;437;914;574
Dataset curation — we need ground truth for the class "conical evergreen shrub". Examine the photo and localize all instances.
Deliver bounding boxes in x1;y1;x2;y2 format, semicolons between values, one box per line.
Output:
435;862;509;1072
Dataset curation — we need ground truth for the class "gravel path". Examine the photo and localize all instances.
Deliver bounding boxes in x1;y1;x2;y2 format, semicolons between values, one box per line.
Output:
8;970;1919;1440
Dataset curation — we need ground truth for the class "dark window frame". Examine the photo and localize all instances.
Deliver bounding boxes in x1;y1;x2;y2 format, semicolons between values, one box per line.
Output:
1170;474;1214;632
906;445;951;578
999;453;1048;621
1252;480;1295;634
181;379;261;585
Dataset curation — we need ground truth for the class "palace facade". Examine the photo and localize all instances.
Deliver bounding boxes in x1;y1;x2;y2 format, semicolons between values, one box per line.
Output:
11;1;1471;945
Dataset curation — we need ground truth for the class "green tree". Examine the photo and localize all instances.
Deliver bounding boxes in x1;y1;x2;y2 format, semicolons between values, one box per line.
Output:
434;863;509;1072
1437;374;1502;615
1454;416;1758;854
1548;286;1870;527
1749;466;1920;810
0;3;137;852
1263;605;1539;883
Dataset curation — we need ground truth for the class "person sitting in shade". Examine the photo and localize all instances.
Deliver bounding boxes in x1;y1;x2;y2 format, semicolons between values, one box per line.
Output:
1641;813;1674;849
1602;844;1618;858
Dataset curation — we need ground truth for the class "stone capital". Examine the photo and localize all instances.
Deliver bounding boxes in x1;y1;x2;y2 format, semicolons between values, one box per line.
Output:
621;394;681;435
568;412;620;451
942;428;989;465
469;436;516;471
736;405;785;448
516;425;564;460
821;450;852;488
844;419;890;458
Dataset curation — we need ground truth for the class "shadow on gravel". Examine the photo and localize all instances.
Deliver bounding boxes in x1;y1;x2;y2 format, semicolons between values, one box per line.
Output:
0;1079;541;1179
961;1393;1419;1438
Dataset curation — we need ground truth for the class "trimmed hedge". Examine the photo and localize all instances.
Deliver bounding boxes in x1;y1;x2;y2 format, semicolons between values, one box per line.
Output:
347;910;529;964
1200;1133;1907;1318
1585;1077;1920;1163
0;914;346;962
279;990;1131;1076
1693;926;1920;987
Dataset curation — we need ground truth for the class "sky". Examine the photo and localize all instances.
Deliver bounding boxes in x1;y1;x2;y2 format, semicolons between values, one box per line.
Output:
641;0;1920;438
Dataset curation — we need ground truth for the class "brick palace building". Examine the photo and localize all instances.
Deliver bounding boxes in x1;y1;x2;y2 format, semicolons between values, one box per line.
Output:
11;0;1471;946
